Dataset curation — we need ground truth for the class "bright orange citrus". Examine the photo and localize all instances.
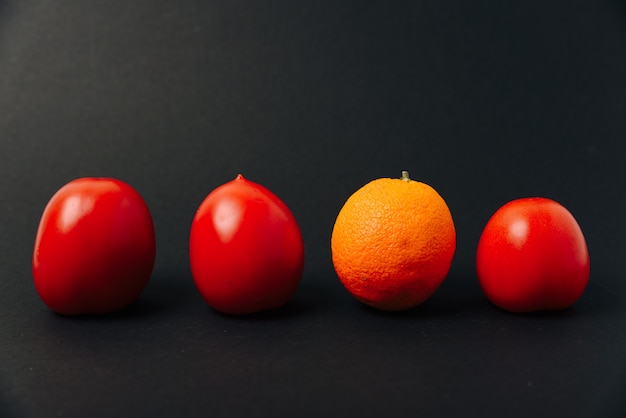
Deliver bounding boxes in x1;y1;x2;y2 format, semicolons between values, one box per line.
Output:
331;171;456;311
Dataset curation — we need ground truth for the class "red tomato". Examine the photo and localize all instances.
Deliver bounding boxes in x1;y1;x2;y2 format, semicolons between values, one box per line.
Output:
32;178;156;315
189;174;304;314
476;197;590;313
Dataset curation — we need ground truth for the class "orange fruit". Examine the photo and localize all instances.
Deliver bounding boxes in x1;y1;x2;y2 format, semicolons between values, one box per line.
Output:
331;171;456;311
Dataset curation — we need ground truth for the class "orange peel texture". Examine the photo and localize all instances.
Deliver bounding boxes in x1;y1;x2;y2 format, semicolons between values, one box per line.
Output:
331;172;456;311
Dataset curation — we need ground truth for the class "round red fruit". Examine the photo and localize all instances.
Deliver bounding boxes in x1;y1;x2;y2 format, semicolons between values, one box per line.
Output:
476;197;590;313
33;178;156;315
189;174;304;315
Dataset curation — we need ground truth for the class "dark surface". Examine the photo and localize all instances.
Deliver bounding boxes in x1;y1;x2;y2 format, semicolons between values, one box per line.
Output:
1;1;626;417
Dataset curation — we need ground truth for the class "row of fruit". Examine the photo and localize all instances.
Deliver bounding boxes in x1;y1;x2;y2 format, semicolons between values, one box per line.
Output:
32;172;589;316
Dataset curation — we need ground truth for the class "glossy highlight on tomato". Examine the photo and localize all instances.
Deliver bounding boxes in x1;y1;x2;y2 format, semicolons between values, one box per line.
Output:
32;178;156;315
189;174;304;315
476;197;590;313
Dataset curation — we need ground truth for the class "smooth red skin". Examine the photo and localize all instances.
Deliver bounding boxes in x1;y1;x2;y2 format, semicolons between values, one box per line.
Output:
476;197;590;313
32;178;156;315
189;175;304;315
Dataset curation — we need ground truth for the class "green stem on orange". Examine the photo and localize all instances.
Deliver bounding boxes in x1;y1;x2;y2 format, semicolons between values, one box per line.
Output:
401;171;410;182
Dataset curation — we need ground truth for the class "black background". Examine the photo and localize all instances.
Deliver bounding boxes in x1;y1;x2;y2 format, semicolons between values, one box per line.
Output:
1;1;625;417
